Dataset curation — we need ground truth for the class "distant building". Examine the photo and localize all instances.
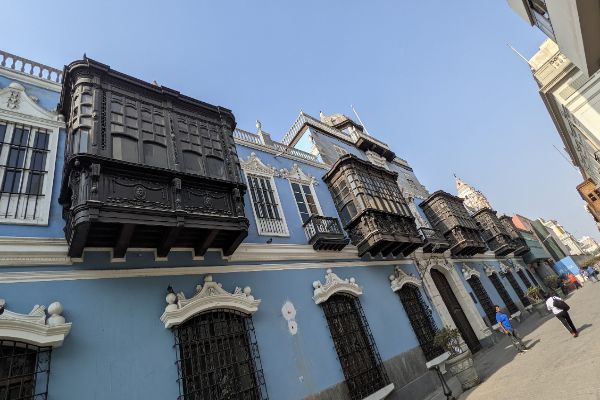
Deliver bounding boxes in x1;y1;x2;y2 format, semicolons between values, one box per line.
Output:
507;0;600;77
579;235;600;254
455;176;492;214
540;218;585;255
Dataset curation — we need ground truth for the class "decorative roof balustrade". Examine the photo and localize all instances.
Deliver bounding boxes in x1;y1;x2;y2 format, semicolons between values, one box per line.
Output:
58;57;249;258
472;208;516;257
0;50;63;84
233;128;322;164
420;191;487;257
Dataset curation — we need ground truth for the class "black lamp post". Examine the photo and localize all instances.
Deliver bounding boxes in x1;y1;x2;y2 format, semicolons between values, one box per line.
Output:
429;364;456;400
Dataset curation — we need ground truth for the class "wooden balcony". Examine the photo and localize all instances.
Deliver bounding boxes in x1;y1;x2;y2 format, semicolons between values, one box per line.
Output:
58;57;249;258
303;215;349;251
499;215;530;257
420;191;487;257
473;208;516;257
419;227;450;253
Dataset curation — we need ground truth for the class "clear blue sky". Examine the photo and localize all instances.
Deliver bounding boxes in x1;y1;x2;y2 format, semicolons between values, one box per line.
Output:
5;1;597;240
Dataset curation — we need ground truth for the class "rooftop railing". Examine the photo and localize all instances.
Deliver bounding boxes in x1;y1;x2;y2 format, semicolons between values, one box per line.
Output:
233;128;320;163
0;50;62;84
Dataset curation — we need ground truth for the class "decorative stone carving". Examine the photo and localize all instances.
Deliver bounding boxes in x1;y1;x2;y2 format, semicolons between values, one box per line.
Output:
280;163;317;185
461;263;481;280
160;275;261;329
0;81;60;122
0;298;71;347
240;152;279;177
312;269;362;304
389;266;422;292
483;263;499;276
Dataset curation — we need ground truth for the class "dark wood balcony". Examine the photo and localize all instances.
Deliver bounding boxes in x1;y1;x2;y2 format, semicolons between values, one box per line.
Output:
420;191;487;257
323;154;423;257
499;215;530;256
419;227;450;253
303;215;349;251
58;58;249;258
473;209;516;257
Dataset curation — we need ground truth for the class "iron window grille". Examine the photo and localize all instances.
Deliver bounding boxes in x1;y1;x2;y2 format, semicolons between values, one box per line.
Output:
488;273;519;315
517;270;533;289
0;340;52;400
466;276;496;325
321;293;390;400
0;122;51;223
173;309;268;400
504;271;531;307
525;269;539;288
246;173;288;236
397;285;444;361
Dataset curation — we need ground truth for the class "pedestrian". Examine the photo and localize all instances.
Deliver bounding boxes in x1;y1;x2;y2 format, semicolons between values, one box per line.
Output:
495;305;527;354
568;273;582;289
586;266;598;282
546;295;579;337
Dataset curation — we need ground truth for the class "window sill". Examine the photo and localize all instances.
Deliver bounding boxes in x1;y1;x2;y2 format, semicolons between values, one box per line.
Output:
363;383;395;400
0;218;49;226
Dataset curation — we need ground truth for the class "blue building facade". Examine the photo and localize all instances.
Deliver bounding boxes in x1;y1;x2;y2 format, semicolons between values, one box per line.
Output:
0;50;550;400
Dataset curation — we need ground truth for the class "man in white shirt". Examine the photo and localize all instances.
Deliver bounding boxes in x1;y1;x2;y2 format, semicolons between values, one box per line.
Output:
546;295;578;337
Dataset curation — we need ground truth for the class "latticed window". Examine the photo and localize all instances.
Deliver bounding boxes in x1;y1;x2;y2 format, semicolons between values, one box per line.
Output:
0;121;54;224
246;173;288;236
517;270;533;289
173;309;268;400
397;285;444;361
321;294;390;400
526;269;539;288
467;276;496;325
290;182;319;223
0;340;52;400
505;271;531;307
488;273;519;315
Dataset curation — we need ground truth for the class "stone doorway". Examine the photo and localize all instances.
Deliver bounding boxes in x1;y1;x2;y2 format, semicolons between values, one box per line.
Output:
431;269;482;353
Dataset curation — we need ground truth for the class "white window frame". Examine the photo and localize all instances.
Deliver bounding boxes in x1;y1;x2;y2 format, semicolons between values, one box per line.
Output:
0;118;59;226
244;171;290;237
288;179;323;225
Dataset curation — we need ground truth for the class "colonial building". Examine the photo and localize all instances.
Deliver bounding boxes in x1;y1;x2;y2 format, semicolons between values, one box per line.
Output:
579;235;600;255
540;218;585;255
0;49;555;400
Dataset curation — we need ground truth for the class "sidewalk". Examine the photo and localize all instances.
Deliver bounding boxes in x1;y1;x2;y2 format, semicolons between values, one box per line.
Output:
459;284;600;400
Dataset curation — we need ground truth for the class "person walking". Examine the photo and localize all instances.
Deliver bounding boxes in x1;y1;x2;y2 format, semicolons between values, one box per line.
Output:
495;305;527;354
587;266;599;282
546;295;578;337
568;273;582;289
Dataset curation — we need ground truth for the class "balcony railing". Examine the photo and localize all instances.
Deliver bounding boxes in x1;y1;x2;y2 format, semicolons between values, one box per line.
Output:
233;128;320;164
0;50;62;83
419;227;450;253
303;215;349;251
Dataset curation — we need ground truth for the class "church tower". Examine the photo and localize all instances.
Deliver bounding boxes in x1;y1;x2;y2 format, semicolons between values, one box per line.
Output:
455;175;492;214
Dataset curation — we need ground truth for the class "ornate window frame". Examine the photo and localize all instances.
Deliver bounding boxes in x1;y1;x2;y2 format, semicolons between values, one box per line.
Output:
389;266;422;292
281;163;323;224
0;298;71;348
240;152;290;237
0;82;63;226
312;268;362;304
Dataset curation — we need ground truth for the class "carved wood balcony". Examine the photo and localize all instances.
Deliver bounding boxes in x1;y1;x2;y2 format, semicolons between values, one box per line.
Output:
473;209;516;257
419;227;450;253
419;191;487;257
303;215;350;251
499;215;530;256
323;154;423;257
58;58;249;258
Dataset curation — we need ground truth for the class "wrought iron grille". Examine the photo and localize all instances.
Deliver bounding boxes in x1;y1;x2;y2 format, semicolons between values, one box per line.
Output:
488;273;519;315
526;269;539;288
517;270;533;289
173;309;268;400
397;285;444;361
321;294;390;400
467;277;496;325
0;340;52;400
505;271;531;307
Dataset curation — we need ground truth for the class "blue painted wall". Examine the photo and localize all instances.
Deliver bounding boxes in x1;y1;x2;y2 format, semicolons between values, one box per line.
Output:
0;264;432;400
552;256;581;277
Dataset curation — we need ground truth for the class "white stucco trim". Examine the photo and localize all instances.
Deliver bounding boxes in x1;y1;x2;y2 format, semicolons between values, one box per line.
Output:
362;383;395;400
313;268;362;304
0;237;71;266
0;66;62;92
0;300;71;347
389;266;422;292
160;275;260;329
461;263;481;280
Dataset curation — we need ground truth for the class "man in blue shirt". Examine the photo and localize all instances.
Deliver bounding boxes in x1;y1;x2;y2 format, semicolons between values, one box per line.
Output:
495;305;527;354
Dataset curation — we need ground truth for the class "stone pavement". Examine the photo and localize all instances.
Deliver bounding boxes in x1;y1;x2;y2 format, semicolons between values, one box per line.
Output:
459;284;600;400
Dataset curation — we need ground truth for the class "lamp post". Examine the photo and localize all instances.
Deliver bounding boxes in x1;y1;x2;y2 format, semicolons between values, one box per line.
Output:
426;352;455;400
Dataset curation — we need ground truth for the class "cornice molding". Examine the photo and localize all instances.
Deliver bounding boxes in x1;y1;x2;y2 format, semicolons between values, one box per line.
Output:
389;266;421;292
313;268;362;304
160;275;260;328
0;66;62;92
239;152;279;177
0;237;71;266
0;299;71;347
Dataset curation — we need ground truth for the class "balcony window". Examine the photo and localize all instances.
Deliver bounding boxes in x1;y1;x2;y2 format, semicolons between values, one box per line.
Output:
291;182;320;223
246;173;288;236
112;135;139;163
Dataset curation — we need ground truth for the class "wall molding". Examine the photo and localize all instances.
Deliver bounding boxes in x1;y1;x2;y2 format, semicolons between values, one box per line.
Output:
389;266;421;292
313;268;362;304
0;237;71;266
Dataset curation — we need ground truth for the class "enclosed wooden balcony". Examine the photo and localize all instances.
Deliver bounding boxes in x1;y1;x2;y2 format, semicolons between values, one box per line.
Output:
419;227;450;253
303;215;349;251
473;209;516;257
58;58;249;258
323;154;423;257
420;191;487;257
499;215;530;256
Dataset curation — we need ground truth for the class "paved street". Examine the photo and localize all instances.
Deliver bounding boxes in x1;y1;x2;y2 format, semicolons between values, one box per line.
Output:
460;284;600;400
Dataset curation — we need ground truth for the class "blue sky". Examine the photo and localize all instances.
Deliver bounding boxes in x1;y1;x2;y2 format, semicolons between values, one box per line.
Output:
5;1;596;240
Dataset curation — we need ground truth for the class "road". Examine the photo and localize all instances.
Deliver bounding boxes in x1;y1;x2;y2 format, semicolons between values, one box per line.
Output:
460;283;600;400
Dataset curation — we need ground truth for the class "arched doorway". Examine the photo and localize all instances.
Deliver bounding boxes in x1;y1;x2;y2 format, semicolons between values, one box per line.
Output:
430;269;481;353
